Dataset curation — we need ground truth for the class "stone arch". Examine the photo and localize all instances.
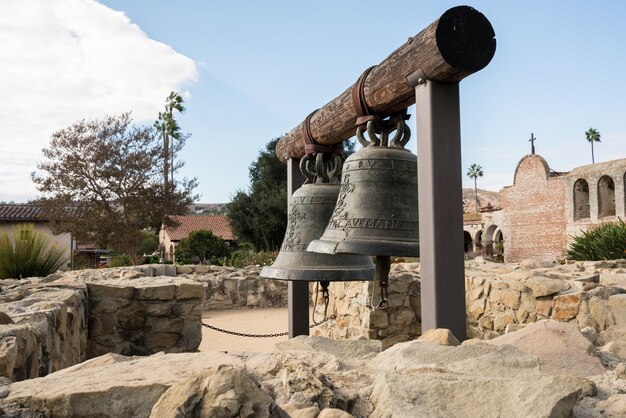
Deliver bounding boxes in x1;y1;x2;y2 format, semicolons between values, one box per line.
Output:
598;175;616;218
493;228;504;255
484;224;499;256
463;231;473;252
573;178;590;221
474;230;483;251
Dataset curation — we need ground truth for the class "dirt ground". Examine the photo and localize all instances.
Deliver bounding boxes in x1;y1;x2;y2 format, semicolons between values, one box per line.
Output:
199;307;292;352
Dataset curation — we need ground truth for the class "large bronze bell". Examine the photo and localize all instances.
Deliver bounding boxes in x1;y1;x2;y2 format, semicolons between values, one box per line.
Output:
260;153;375;282
307;111;419;257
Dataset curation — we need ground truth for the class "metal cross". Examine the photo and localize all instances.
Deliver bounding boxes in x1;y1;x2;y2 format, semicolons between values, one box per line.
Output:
529;133;536;154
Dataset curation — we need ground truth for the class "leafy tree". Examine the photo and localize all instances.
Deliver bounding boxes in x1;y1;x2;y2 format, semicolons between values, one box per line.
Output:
138;229;160;256
228;138;287;251
228;137;357;252
32;113;198;264
177;230;230;264
467;163;484;213
585;128;601;164
0;224;68;279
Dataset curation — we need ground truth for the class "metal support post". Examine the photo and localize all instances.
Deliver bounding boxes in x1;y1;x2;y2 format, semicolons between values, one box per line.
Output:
412;76;467;340
287;158;310;338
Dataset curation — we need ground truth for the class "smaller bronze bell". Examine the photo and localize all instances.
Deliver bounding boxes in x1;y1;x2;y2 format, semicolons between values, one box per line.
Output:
260;153;375;282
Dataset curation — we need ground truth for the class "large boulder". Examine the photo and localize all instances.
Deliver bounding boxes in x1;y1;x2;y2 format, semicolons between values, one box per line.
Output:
487;320;606;377
149;365;284;418
369;339;589;417
1;351;246;417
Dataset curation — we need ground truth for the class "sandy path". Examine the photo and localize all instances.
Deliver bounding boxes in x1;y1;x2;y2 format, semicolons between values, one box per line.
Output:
200;307;292;352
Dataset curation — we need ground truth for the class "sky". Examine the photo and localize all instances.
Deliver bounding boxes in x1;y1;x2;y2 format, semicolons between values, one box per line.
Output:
1;1;626;204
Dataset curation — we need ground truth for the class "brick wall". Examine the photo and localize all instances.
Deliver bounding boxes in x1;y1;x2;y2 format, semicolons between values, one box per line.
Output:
501;155;567;262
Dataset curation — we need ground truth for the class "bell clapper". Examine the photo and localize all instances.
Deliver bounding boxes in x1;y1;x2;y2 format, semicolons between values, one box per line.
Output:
312;280;332;325
370;256;390;310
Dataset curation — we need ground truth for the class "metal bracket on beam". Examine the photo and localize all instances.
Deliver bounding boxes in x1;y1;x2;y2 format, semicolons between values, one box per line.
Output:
406;68;429;88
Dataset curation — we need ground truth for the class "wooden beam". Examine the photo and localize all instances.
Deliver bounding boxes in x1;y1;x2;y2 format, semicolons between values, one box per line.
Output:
276;5;496;163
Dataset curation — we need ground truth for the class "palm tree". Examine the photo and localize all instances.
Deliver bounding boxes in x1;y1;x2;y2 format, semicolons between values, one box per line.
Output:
585;128;601;164
155;92;186;193
467;164;484;212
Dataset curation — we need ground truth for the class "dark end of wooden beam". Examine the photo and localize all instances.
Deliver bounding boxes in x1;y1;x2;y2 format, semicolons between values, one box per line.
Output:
436;6;496;78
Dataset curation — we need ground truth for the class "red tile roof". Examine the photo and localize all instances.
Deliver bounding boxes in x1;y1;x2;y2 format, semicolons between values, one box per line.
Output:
164;215;236;241
0;205;45;222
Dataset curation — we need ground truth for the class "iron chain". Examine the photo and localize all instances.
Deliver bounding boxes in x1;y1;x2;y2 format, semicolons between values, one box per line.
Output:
202;314;336;339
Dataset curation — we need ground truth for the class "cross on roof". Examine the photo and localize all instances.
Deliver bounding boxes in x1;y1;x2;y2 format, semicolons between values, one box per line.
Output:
529;133;536;154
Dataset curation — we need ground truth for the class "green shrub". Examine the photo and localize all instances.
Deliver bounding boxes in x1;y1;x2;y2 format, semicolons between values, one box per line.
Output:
108;254;133;267
0;224;68;279
177;230;230;265
228;250;277;268
566;220;626;261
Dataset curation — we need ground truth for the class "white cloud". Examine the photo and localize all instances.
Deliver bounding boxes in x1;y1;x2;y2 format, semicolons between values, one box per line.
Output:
0;0;198;202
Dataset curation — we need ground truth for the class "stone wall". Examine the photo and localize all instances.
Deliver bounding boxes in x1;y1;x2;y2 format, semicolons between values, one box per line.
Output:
313;263;421;349
1;269;206;382
174;265;289;310
314;259;626;347
500;154;568;262
0;279;87;381
465;258;626;339
565;158;626;245
87;277;203;357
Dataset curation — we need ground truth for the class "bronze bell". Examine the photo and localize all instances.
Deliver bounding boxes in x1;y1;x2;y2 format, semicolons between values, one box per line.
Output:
260;153;375;282
307;111;419;257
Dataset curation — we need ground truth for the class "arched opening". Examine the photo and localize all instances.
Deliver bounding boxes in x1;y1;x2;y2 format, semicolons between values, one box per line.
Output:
598;175;616;218
494;229;504;255
169;244;174;261
573;179;590;221
484;225;498;256
475;230;483;252
463;231;473;252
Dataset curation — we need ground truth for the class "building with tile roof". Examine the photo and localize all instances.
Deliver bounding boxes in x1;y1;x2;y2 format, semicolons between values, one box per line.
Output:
159;215;236;261
0;205;45;222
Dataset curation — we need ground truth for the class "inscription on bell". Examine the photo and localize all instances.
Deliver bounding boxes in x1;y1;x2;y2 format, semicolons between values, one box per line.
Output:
345;159;415;172
329;217;418;231
292;195;336;205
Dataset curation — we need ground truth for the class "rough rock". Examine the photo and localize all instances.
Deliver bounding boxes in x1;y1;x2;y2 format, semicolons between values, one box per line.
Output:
551;292;584;321
149;365;283;418
318;408;353;418
609;294;626;327
417;328;460;346
526;276;569;297
487;320;605;377
280;403;321;418
596;394;626;417
370;339;588;417
1;351;243;417
0;312;14;325
276;335;381;359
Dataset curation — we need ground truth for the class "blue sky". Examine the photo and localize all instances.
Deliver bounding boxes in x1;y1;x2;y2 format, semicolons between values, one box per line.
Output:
2;1;626;203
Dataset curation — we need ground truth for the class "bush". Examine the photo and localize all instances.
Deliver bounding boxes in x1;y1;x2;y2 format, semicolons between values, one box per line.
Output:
177;230;230;265
228;249;277;268
566;220;626;261
0;224;68;279
108;254;133;267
